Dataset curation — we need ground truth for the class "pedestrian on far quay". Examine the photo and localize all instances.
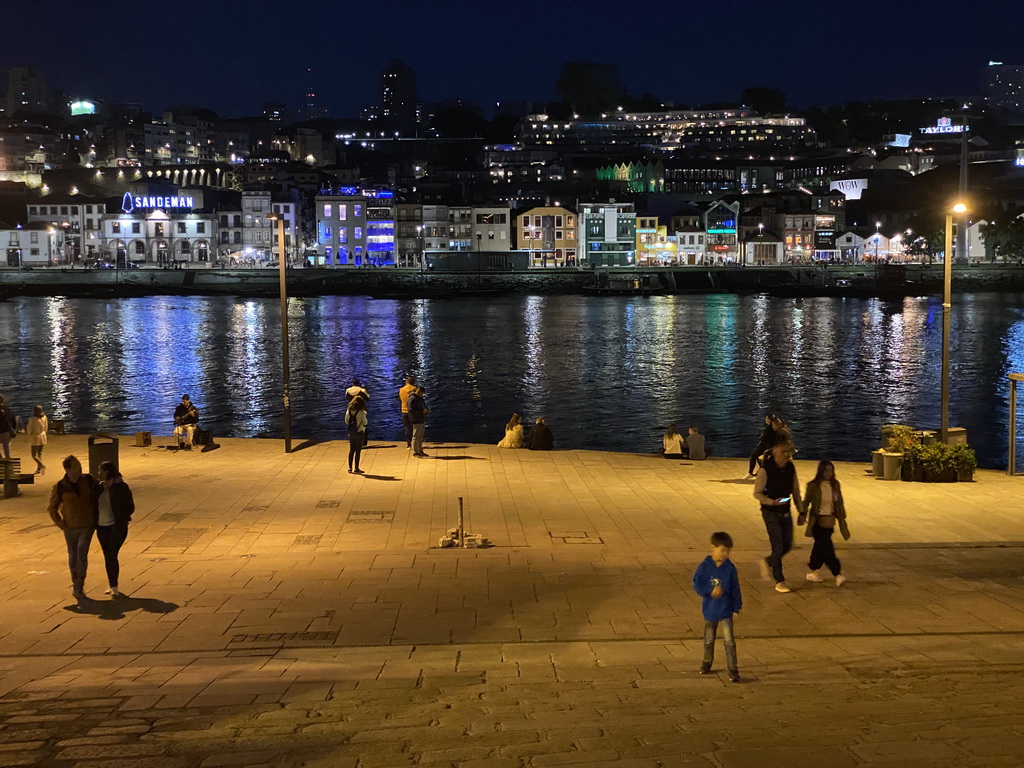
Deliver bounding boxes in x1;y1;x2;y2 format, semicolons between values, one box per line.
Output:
26;405;48;475
346;396;367;474
0;394;17;459
528;417;554;450
96;461;135;597
398;376;417;449
753;441;804;593
747;413;777;477
409;386;429;457
662;424;686;458
799;460;850;587
47;455;101;600
497;413;525;448
692;531;742;683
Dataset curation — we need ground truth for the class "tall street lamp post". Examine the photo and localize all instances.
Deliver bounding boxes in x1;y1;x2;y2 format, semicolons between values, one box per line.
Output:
269;213;292;453
941;202;968;444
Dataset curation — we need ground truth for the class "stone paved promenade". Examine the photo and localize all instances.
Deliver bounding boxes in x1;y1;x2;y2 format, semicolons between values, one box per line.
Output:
1;434;1023;767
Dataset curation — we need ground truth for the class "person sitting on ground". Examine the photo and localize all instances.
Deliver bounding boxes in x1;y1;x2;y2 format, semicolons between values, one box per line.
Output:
662;424;685;459
686;427;706;460
498;413;525;448
528;417;554;450
173;394;199;450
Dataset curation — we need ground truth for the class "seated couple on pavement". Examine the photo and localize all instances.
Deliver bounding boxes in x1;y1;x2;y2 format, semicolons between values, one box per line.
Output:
662;424;706;460
173;394;200;450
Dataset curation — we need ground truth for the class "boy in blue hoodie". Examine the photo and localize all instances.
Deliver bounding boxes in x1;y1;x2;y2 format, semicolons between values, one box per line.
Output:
692;531;743;682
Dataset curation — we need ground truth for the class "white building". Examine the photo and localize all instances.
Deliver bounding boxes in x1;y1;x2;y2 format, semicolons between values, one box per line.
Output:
242;191;273;261
674;226;706;264
26;196;107;260
471;206;511;251
836;231;865;262
1;222;59;267
102;209;215;265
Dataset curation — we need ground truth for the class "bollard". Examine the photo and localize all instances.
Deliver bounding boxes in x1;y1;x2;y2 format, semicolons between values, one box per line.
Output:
458;497;465;548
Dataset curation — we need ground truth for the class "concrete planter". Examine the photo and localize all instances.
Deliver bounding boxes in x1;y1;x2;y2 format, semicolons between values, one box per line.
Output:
881;452;904;481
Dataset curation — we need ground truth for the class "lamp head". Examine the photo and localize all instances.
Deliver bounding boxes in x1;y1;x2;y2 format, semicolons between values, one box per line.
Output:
952;203;968;214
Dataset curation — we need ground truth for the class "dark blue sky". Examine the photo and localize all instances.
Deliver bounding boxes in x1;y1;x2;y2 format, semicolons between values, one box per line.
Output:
4;0;1023;117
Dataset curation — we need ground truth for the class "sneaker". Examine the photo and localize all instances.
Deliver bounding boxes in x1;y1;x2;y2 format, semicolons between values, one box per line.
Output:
728;670;741;683
805;571;824;583
353;469;364;474
835;575;847;587
745;473;756;479
105;587;121;597
758;558;772;582
774;582;792;593
699;662;713;675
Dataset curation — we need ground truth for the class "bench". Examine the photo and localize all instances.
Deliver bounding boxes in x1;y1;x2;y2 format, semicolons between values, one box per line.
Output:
1;458;34;499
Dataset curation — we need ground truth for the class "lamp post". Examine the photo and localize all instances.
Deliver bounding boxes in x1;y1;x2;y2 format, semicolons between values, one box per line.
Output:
269;213;292;453
941;202;968;445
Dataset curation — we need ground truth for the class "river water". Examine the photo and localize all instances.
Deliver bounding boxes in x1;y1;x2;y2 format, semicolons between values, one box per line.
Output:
2;293;1023;469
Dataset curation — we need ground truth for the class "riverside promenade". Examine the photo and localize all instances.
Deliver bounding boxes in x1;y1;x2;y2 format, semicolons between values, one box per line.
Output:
1;434;1023;767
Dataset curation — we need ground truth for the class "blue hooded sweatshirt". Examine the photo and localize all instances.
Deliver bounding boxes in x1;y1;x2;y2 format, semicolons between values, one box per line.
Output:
692;556;743;622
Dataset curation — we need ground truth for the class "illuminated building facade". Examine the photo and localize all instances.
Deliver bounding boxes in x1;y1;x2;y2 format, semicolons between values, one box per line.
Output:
579;202;636;267
314;188;396;266
517;206;578;267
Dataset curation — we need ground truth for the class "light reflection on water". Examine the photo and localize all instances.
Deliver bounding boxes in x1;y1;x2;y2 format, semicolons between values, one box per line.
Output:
2;293;1024;469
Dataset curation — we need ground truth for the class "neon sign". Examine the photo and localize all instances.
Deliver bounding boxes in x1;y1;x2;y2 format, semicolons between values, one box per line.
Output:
920;117;966;135
121;192;195;213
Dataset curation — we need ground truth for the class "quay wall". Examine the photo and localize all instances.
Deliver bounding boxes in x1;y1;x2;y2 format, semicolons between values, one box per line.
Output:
4;263;1024;299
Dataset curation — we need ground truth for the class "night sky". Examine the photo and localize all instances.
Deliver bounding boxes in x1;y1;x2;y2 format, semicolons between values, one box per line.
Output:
4;0;1023;117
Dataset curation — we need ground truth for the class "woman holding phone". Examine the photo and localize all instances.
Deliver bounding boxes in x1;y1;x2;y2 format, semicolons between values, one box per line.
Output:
752;441;804;593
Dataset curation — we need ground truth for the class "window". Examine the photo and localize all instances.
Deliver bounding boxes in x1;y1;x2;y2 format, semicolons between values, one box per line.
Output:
324;226;332;239
354;246;363;261
555;215;563;228
49;206;57;214
323;204;332;218
111;222;121;234
500;231;506;240
522;215;529;227
30;232;38;243
30;249;39;256
354;205;362;218
555;230;563;240
567;229;574;240
234;215;241;227
522;231;531;240
234;232;242;244
339;205;347;221
338;227;346;243
132;223;141;234
220;215;228;226
155;224;165;237
28;206;36;215
567;216;574;227
221;232;229;244
197;222;205;234
533;216;541;227
71;206;79;214
60;206;68;215
325;246;332;264
86;219;93;230
177;222;187;234
488;232;494;240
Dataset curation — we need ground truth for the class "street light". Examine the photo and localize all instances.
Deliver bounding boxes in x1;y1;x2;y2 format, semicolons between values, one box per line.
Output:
940;202;969;444
268;213;292;453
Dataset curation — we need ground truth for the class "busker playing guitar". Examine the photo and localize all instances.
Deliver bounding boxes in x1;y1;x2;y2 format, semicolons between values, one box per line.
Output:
173;394;199;450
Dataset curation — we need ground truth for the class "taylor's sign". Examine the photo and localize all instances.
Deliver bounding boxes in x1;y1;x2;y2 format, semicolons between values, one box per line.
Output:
920;117;966;135
122;192;195;213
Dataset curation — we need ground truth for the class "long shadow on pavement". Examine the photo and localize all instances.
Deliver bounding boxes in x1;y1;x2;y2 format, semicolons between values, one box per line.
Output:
431;456;486;461
63;595;179;621
360;474;400;481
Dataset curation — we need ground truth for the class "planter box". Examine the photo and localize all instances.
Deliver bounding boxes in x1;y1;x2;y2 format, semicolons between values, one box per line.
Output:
957;469;975;482
922;468;958;483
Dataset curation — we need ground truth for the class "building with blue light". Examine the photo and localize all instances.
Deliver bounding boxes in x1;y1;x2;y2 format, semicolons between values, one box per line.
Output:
314;188;395;266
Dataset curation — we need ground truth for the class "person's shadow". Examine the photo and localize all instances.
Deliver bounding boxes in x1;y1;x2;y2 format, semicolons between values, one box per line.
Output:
63;595;179;621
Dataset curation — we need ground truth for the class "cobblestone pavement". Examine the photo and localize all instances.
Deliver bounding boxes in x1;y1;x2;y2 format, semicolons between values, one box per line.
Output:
1;436;1023;766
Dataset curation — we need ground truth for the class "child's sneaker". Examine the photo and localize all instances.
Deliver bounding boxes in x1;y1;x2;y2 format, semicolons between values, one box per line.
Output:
699;662;713;675
805;571;824;583
728;669;741;683
835;575;848;587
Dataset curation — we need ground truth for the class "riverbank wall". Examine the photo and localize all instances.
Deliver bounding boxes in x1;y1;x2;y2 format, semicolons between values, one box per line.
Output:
4;263;1024;299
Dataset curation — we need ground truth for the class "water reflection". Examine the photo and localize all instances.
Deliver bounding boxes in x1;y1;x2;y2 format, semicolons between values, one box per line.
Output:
2;293;1023;469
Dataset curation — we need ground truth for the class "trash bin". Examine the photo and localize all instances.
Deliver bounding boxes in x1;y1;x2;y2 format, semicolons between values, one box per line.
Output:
871;450;885;477
945;427;968;446
88;433;119;478
881;452;904;481
50;419;65;435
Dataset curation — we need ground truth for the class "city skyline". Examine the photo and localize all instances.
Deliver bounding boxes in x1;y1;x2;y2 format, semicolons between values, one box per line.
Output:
3;0;1023;117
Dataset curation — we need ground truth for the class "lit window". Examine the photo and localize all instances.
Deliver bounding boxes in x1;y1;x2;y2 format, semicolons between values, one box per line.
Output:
339;227;346;243
354;205;362;218
339;205;347;221
324;204;332;217
355;227;362;240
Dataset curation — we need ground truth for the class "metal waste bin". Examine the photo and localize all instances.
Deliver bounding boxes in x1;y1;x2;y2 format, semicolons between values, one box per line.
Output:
88;433;119;477
50;419;65;435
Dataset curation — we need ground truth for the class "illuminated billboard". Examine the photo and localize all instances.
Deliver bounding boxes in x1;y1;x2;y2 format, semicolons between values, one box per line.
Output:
70;100;96;116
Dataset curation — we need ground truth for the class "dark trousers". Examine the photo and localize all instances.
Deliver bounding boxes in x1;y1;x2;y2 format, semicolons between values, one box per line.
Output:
402;413;412;447
702;618;738;671
761;508;793;583
96;523;129;588
749;446;769;475
348;432;363;470
808;525;841;575
63;527;94;590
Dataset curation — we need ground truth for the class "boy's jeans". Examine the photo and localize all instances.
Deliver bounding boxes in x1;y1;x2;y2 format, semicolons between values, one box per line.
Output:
703;617;738;671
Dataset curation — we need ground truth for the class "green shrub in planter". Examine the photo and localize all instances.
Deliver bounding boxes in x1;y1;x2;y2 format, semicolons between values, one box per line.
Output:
950;444;977;481
915;443;977;482
883;425;917;453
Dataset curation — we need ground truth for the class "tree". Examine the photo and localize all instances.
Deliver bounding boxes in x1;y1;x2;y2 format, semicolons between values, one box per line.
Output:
979;218;1024;262
741;86;786;115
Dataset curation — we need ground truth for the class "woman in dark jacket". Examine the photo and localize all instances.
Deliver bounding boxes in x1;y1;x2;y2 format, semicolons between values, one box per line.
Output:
747;414;777;477
95;461;135;597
